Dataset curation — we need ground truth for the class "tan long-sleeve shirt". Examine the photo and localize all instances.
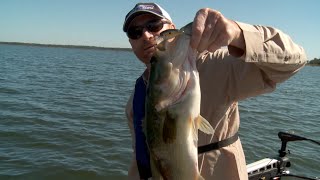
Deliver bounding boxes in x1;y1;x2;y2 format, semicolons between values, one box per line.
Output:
126;21;307;180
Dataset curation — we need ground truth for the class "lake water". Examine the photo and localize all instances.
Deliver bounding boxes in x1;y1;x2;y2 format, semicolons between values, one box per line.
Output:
0;44;319;179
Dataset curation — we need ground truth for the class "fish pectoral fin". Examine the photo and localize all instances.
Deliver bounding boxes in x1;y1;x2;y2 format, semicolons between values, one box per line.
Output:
197;115;215;135
192;117;198;141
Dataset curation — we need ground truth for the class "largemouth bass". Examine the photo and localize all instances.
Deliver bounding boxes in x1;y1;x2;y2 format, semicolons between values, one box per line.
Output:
144;23;215;180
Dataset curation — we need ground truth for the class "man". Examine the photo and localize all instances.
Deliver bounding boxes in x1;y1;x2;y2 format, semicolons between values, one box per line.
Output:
123;2;306;180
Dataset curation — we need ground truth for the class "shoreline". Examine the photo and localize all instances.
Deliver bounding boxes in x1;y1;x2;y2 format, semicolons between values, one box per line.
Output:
0;41;132;51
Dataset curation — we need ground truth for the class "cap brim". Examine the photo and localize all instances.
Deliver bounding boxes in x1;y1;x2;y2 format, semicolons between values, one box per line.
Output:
123;10;166;32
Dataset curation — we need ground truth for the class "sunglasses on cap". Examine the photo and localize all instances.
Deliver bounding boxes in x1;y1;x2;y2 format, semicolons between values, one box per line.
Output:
126;19;170;40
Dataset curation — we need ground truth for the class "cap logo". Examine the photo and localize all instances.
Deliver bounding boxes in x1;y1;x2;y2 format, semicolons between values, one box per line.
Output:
136;4;154;10
124;3;172;32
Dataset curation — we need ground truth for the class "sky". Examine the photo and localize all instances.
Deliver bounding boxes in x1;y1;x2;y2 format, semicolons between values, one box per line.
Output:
0;0;319;59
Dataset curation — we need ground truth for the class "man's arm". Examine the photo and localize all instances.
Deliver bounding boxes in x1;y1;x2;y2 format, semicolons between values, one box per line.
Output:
197;21;306;102
190;8;307;69
237;21;307;83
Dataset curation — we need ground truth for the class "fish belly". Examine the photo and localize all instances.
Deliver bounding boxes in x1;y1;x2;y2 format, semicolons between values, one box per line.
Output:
147;73;202;180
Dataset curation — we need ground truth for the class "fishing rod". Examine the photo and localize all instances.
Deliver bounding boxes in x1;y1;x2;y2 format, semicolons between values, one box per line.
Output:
248;131;320;180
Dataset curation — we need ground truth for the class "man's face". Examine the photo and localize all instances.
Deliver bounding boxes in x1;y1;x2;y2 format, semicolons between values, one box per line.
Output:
127;14;175;65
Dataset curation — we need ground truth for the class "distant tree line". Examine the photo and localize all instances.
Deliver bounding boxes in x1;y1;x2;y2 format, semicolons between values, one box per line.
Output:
307;58;320;65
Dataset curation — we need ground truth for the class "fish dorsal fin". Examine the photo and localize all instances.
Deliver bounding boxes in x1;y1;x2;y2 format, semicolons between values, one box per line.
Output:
197;115;215;135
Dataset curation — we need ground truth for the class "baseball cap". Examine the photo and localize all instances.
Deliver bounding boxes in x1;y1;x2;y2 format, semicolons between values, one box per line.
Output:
123;3;172;32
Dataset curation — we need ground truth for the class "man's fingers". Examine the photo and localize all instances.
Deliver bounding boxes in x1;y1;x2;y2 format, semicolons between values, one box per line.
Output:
191;9;227;52
196;24;211;52
197;11;221;52
208;31;227;52
190;9;207;49
207;13;224;46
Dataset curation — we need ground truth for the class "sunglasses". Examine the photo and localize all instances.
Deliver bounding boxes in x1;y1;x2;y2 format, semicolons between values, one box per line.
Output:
127;19;170;40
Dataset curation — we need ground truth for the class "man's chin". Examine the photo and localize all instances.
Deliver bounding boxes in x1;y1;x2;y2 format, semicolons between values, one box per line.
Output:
143;46;156;61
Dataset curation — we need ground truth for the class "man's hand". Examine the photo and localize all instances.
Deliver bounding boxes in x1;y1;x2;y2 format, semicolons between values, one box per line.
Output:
191;8;245;53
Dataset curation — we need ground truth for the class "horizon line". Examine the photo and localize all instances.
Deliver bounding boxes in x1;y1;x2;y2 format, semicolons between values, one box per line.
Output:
0;41;132;51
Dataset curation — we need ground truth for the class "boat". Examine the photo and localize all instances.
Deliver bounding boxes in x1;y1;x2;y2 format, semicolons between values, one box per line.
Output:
247;131;319;180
